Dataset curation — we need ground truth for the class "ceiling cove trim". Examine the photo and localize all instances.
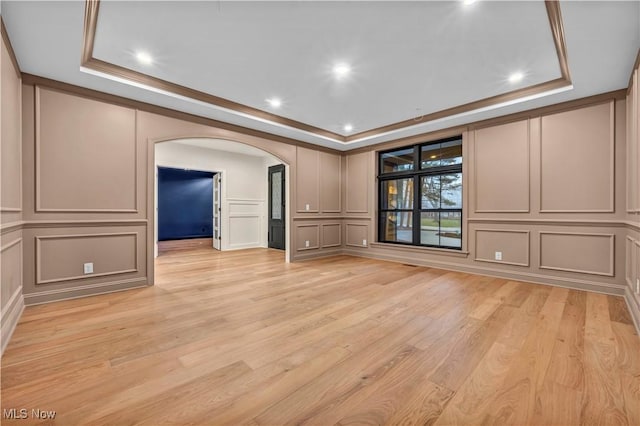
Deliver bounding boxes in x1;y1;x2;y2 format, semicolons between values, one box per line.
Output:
80;0;572;145
627;48;640;94
1;17;22;79
81;0;343;143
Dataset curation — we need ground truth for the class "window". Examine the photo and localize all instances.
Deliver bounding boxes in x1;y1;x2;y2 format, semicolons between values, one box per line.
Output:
378;137;462;249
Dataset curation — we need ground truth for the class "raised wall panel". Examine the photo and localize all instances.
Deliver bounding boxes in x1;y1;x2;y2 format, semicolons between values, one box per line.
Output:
346;223;368;247
474;229;529;267
636;70;640;213
320;152;341;213
36;233;138;284
539;232;614;276
540;102;614;212
627;72;638;212
1;237;23;310
627;236;636;287
229;216;261;248
474;120;529;212
36;87;137;212
321;223;341;248
296;224;319;251
1;37;22;213
295;147;319;213
228;201;263;215
346;153;369;213
228;200;263;249
636;240;640;292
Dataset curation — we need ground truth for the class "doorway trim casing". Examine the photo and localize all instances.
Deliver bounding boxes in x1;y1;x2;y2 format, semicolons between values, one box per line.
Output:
147;136;291;285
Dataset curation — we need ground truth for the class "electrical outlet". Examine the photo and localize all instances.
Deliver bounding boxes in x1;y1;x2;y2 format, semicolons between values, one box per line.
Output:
495;251;502;261
362;239;367;246
305;204;310;211
83;262;94;274
305;240;310;248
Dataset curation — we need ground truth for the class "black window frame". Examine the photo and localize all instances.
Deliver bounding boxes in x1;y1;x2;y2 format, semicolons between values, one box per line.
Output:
378;136;463;250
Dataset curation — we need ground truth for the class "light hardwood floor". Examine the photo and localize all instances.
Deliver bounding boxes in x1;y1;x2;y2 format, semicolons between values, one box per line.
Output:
1;247;639;425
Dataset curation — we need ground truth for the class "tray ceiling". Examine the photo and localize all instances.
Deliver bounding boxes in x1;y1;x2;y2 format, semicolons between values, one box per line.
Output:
2;1;639;150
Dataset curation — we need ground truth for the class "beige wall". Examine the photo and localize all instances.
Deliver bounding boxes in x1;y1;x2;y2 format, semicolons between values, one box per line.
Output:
625;59;640;329
292;148;344;259
1;28;23;353
19;77;343;304
343;94;635;311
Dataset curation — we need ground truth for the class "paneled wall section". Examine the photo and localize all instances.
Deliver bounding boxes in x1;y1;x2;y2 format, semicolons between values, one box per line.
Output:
343;95;631;302
20;75;339;303
1;28;24;353
293;148;343;259
625;58;640;327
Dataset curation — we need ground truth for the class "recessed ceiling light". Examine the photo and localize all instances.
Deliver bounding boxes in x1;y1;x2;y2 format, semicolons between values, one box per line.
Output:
266;98;282;108
463;0;477;5
509;72;524;83
135;51;153;65
343;123;353;132
333;63;351;79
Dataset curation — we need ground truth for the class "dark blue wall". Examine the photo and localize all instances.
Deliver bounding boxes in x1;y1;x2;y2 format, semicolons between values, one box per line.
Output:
158;167;214;241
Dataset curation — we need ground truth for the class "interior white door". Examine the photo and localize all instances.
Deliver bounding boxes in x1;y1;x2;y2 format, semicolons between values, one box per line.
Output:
213;173;221;250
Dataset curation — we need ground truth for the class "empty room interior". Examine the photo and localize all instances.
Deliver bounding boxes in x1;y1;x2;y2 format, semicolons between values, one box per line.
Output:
1;0;640;424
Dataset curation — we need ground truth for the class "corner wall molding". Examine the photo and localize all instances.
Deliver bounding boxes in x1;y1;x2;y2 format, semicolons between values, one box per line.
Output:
1;17;21;79
35;232;139;285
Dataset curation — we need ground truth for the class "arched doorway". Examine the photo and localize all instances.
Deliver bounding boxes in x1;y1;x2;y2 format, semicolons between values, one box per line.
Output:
149;137;291;284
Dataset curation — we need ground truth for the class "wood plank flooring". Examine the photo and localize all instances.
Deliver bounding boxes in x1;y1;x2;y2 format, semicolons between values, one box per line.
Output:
1;247;638;425
158;238;214;254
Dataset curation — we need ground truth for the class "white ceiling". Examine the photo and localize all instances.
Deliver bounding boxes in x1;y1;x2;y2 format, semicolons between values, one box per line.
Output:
94;1;558;136
2;1;639;151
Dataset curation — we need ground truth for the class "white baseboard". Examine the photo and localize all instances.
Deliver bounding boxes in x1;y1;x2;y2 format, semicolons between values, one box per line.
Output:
342;248;626;297
293;248;344;261
24;277;148;306
226;242;262;251
1;286;24;356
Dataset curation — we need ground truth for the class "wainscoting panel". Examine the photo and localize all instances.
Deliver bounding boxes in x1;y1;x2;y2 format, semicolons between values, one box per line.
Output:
636;239;640;291
228;216;261;249
539;231;614;276
296;224;320;251
321;223;341;248
1;236;23;310
346;223;369;247
474;229;530;267
627;236;636;287
36;232;138;284
227;200;263;249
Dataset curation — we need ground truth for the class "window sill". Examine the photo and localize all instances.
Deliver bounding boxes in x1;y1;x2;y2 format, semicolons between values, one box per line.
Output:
369;242;469;258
